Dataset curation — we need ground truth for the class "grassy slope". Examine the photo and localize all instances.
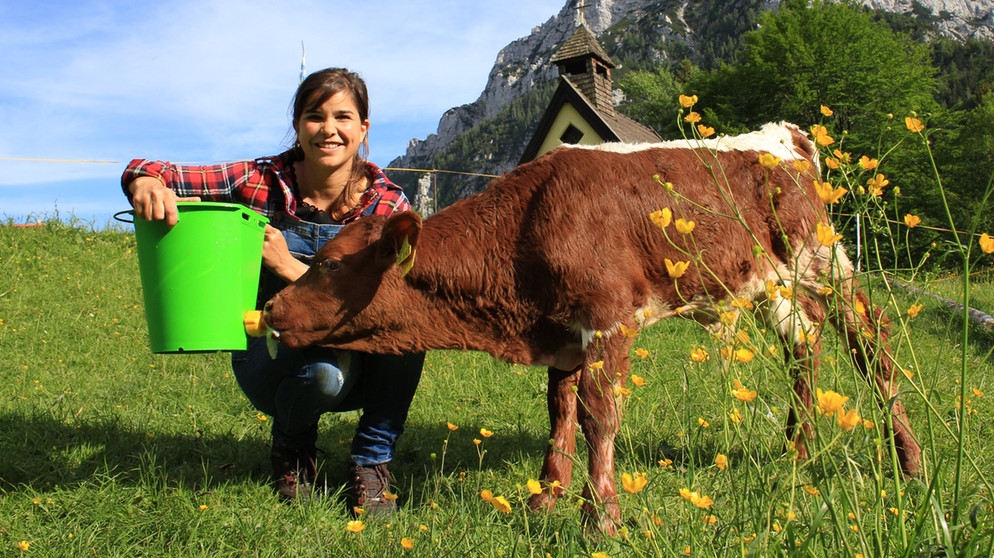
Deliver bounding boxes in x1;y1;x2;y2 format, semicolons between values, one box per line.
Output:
1;222;993;557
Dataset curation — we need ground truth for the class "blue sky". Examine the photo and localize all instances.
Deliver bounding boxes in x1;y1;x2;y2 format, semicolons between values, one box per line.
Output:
0;0;567;227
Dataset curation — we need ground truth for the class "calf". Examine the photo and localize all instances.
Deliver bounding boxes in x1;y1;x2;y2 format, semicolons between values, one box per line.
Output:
264;123;921;533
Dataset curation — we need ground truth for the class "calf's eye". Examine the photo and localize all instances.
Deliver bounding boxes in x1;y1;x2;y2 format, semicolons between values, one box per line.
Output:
322;259;342;272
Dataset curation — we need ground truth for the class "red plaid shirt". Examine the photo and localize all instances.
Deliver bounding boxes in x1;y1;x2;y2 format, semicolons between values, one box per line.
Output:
121;150;410;223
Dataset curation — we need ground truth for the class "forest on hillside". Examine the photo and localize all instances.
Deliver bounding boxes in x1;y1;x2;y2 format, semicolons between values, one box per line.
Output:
617;0;994;270
411;0;993;271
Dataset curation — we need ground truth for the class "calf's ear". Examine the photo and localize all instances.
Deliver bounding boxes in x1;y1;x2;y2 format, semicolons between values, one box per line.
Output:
378;211;422;276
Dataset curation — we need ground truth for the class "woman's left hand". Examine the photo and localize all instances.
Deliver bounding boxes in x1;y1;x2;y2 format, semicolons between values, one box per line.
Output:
262;225;308;282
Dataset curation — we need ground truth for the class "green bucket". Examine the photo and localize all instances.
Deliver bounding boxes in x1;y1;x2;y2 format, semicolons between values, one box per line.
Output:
128;202;268;353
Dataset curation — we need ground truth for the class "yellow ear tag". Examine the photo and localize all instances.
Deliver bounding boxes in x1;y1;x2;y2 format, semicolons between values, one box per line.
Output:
243;310;269;337
396;236;416;277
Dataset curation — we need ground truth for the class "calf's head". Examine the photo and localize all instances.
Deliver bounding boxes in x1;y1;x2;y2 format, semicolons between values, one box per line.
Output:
264;211;422;351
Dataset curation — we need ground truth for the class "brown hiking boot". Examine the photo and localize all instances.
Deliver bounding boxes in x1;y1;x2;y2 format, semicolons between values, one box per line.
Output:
348;462;397;517
271;443;316;501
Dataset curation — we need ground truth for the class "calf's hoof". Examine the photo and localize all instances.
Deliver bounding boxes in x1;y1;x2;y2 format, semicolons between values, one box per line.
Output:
527;490;559;512
581;501;621;536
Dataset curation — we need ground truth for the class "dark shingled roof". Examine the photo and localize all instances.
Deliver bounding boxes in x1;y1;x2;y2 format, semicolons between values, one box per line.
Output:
550;24;614;68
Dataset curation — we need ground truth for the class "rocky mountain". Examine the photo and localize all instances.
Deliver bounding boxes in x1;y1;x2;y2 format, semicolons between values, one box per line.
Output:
390;0;994;208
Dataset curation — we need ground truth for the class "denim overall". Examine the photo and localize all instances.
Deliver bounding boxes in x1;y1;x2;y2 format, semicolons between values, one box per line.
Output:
231;216;424;466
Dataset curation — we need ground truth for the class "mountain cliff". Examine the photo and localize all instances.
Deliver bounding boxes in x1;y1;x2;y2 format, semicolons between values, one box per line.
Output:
389;0;994;208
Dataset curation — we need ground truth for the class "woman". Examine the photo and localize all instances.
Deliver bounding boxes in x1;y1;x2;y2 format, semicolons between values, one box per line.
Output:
122;68;424;517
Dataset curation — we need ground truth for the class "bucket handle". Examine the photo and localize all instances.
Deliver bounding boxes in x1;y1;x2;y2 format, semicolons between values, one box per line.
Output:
114;210;135;224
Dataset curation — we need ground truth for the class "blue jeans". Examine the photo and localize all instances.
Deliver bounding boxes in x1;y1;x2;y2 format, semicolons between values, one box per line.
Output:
231;218;425;466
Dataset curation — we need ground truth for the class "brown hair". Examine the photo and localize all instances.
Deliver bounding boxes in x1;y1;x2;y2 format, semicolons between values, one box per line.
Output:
291;68;371;219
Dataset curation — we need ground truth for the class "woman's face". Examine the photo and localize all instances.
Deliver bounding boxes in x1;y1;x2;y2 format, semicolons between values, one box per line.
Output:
295;89;369;174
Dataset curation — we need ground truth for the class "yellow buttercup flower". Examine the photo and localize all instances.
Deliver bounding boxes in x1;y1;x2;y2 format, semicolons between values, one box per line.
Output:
816;388;849;416
690;347;710;363
793;159;811;173
766;280;780;301
401;537;415;550
980;233;994;254
816;222;843;247
697;124;715;138
665;258;690;278
446;422;459;431
729;407;743;423
346;520;366;533
679;488;715;509
815;181;847;204
527;479;542;495
479;428;494;438
759;153;781;169
810;124;834;146
904;214;921;228
731;297;754;310
837;408;862;431
684;111;701;123
619;324;639;338
649;207;672;229
866;174;889;197
720;310;737;326
820;105;834;117
733;349;755;363
731;378;757;402
698;417;710;428
852;299;867;320
679;94;698;108
907;304;923;318
622;472;648;494
635;347;649;359
480;490;512;513
675;218;696;234
631;374;647;387
905;116;925;133
714;453;728;470
859;155;879;170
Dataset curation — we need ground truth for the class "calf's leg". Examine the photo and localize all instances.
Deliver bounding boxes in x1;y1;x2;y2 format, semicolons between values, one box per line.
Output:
836;290;922;476
576;334;632;534
762;286;825;463
782;294;825;464
528;365;580;511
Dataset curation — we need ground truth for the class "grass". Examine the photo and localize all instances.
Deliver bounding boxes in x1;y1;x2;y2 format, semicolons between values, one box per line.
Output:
1;217;993;557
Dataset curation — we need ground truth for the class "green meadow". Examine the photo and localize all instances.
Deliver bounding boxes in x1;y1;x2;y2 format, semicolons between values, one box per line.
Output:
1;209;992;556
3;112;994;557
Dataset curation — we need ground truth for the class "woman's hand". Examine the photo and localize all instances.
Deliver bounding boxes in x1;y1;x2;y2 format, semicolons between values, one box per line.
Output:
262;225;308;282
128;176;201;227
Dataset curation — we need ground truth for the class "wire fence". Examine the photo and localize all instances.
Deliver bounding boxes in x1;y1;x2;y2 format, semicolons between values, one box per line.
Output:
2;157;990;247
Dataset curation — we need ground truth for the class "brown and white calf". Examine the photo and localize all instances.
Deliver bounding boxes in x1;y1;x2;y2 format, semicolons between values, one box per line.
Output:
264;122;921;533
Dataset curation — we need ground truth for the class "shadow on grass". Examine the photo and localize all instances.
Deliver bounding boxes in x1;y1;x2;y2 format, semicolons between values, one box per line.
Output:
0;410;272;493
0;410;560;503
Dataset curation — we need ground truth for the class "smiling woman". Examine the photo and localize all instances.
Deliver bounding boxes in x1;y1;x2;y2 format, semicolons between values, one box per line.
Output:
118;68;426;518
